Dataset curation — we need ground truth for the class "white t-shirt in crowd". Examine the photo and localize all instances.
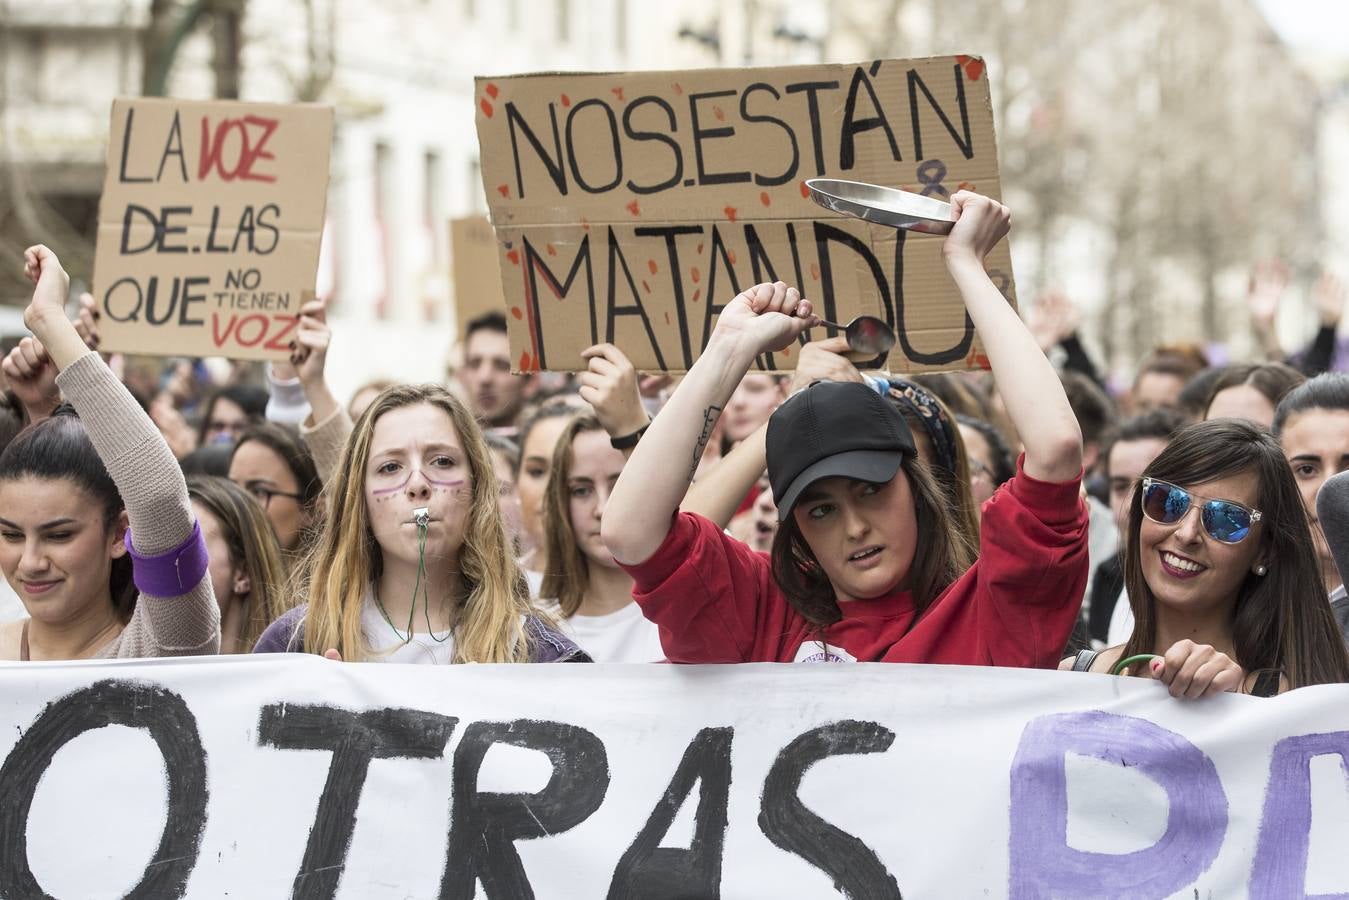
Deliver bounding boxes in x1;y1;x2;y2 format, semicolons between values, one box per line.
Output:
362;598;455;664
1107;586;1134;647
545;599;665;663
524;568;544;598
0;578;24;623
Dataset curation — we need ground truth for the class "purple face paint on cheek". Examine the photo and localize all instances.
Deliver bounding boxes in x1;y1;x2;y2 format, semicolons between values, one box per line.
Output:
370;471;466;500
1008;710;1227;898
370;471;411;497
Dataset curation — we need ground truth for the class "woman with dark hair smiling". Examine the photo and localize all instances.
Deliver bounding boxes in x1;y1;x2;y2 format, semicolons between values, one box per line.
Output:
0;246;217;660
1065;419;1349;695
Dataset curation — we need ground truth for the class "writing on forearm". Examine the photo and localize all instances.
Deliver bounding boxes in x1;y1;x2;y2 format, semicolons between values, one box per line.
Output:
689;405;723;480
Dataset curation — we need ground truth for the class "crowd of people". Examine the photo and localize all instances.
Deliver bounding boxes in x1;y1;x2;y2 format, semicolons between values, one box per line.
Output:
4;189;1349;701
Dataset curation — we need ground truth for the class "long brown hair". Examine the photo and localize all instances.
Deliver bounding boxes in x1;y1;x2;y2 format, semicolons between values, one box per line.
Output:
1121;419;1349;688
540;415;609;617
770;454;972;627
296;384;535;662
187;475;290;651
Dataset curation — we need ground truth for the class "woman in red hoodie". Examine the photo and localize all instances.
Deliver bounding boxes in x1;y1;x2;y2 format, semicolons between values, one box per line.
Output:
600;192;1088;666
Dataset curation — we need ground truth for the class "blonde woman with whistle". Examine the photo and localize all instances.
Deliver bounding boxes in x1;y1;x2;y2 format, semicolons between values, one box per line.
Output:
602;192;1089;666
254;383;585;663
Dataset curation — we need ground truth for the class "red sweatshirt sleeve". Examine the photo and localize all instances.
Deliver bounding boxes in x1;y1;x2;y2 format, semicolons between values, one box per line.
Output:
884;455;1088;668
622;512;798;662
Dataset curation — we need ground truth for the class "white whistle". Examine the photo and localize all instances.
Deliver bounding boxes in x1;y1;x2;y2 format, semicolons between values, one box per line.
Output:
413;507;430;527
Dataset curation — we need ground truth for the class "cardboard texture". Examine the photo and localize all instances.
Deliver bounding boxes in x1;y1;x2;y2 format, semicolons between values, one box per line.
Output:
473;55;1013;373
450;215;510;339
93;98;333;360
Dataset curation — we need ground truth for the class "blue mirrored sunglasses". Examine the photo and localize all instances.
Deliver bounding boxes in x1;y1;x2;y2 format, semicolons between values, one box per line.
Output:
1140;478;1262;544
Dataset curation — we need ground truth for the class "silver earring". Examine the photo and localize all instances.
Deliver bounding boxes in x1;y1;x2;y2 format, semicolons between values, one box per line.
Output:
1255;565;1268;576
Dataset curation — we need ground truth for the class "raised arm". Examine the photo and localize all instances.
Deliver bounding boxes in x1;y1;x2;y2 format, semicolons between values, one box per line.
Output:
601;282;814;565
944;193;1082;483
287;298;352;483
22;245;218;655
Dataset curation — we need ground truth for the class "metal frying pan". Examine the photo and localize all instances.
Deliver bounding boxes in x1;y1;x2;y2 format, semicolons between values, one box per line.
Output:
805;178;956;234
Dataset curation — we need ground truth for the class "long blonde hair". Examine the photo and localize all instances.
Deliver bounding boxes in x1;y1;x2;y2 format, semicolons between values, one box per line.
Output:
298;384;534;662
540;415;606;617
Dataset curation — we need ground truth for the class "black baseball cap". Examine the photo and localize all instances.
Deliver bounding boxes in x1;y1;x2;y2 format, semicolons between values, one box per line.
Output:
767;380;916;521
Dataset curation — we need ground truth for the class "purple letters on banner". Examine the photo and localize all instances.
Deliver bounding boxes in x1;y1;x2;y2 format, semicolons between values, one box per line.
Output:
1008;710;1227;898
1250;730;1349;899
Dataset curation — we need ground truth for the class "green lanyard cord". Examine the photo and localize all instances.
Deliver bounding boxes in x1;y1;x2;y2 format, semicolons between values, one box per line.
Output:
374;516;451;644
1111;653;1162;676
419;523;451;644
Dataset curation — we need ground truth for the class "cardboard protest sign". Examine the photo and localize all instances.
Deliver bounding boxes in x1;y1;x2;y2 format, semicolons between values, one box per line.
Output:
450;215;509;339
473;55;1013;373
92;98;333;360
1;659;1345;898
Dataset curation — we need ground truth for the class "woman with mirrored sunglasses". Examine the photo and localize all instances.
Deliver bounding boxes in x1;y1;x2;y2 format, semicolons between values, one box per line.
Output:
1062;418;1349;696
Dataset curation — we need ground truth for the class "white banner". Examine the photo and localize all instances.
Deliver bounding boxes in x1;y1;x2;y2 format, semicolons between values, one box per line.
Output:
0;657;1346;899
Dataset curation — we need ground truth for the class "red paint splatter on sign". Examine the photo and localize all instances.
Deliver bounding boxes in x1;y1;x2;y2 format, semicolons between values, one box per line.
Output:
760;191;771;207
497;184;510;198
486;83;499;99
727;250;738;265
724;206;737;222
506;249;520;265
581;217;590;231
958;181;976;192
627;200;641;216
561;93;571;107
955;55;985;81
519;350;533;371
647;259;658;274
974;353;991;370
480;99;494;118
691;267;701;284
673;83;683;95
810;263;820;280
510;306;523;320
611;86;626;101
799;181;811;199
692;289;702;303
714;106;725;122
696;243;704;254
546;244;557;257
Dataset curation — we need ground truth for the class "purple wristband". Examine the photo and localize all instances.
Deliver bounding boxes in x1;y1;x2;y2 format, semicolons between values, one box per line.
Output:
123;520;210;597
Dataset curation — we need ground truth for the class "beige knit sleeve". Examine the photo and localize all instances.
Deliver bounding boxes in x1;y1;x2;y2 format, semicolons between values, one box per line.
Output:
301;405;353;486
56;352;220;658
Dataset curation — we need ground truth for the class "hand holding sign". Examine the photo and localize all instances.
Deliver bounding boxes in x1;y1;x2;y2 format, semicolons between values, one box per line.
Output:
579;344;648;439
715;282;815;358
1150;639;1244;699
289;298;330;388
73;292;102;351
